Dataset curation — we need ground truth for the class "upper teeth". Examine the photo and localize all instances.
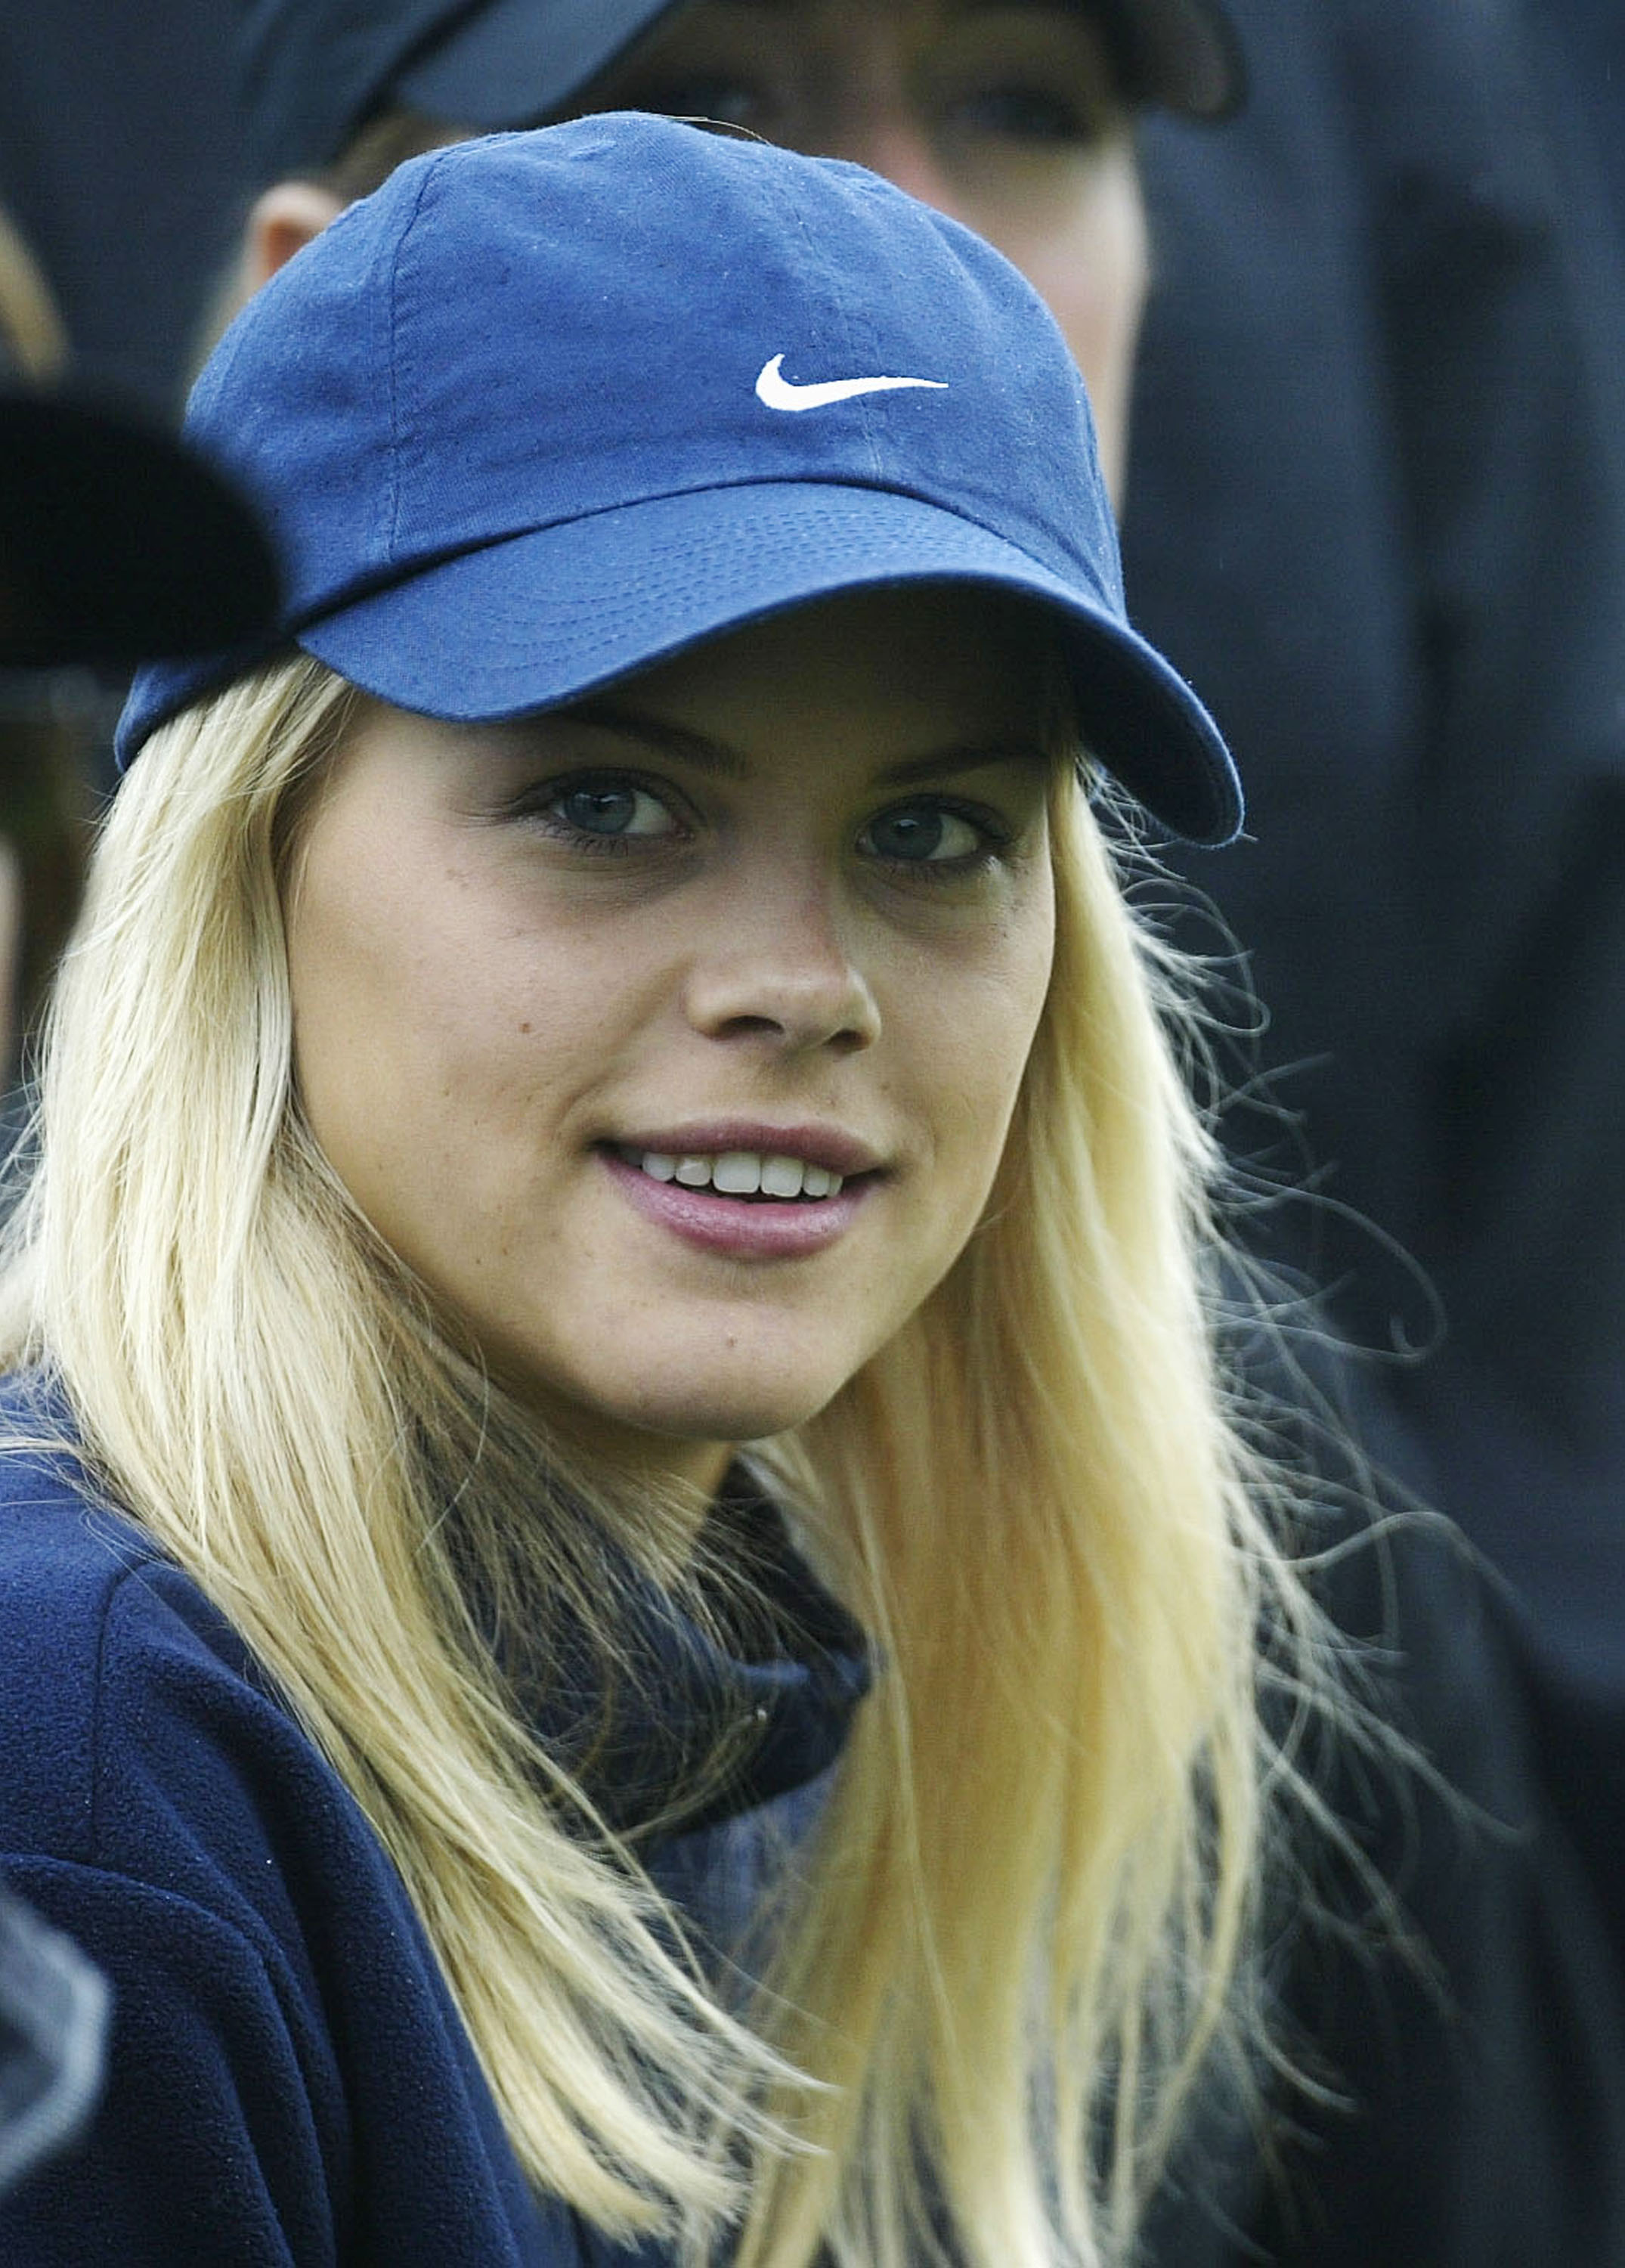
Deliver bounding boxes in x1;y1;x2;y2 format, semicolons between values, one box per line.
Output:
632;1148;843;1198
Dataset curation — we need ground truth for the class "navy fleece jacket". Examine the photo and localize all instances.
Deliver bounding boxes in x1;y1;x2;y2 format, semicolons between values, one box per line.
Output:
0;1424;868;2264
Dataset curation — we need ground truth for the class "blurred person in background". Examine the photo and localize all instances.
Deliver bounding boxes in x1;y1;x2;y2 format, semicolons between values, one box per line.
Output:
224;0;1239;507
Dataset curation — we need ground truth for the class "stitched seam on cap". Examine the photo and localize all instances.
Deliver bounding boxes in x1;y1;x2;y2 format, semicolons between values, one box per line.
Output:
844;173;923;475
385;152;450;562
771;170;887;484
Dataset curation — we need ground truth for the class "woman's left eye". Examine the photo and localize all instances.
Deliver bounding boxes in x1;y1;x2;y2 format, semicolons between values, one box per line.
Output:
537;775;682;846
857;801;998;870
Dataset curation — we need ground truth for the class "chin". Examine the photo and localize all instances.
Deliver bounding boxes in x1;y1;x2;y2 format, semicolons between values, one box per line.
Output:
633;1383;836;1446
500;1331;872;1463
596;1350;859;1451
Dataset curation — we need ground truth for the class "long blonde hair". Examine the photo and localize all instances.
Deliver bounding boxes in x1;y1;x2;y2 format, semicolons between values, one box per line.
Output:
0;650;1336;2266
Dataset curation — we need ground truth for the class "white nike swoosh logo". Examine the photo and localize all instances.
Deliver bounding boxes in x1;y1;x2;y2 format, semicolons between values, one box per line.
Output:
754;354;949;412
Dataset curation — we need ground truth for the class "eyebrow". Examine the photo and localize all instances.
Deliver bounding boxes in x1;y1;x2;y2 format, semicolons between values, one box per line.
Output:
563;701;1051;785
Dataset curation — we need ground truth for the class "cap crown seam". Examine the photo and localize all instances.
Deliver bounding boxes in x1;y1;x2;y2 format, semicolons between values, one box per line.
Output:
771;176;888;485
385;150;452;562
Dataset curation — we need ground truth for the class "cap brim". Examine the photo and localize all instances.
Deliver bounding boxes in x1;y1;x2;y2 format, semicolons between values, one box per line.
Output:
297;483;1240;845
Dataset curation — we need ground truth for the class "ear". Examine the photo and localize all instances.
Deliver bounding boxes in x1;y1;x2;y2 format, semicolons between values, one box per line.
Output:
245;180;346;290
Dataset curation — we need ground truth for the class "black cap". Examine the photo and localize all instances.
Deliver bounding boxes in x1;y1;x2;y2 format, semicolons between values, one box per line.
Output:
0;394;283;671
238;0;1243;188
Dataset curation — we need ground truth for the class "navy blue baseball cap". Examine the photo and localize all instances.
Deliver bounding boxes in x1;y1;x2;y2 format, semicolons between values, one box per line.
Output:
239;0;1243;187
119;114;1242;844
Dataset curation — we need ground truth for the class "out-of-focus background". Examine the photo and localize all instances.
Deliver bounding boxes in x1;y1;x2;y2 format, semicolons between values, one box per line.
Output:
0;1;239;412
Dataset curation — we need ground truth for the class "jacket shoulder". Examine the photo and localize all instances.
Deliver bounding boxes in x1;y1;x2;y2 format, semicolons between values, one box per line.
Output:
0;1400;301;1901
0;1414;171;1864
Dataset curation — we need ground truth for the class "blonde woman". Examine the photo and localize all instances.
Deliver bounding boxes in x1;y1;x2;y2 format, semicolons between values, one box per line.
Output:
0;116;1327;2265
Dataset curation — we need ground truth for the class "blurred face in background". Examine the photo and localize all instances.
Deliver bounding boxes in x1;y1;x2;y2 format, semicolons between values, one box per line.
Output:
583;1;1150;494
247;1;1151;499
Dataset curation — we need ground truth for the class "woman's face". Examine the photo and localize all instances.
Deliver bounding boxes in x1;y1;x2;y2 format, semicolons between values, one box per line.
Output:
583;0;1150;498
286;587;1058;1491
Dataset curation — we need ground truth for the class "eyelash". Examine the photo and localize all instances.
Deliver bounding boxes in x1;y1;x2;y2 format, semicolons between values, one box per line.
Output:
516;770;1015;881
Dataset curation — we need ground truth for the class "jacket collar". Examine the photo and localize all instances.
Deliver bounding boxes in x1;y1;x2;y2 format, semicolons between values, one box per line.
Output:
511;1469;871;1839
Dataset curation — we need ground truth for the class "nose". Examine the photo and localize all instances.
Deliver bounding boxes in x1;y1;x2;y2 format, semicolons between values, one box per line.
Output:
682;881;881;1057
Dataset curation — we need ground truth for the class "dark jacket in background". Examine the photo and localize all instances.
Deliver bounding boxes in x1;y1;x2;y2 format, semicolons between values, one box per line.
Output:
1540;0;1625;241
1125;14;1625;2237
1122;14;1625;2242
1126;0;1625;1670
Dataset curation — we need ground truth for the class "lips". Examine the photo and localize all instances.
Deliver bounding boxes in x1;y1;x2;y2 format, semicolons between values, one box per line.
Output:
599;1143;878;1259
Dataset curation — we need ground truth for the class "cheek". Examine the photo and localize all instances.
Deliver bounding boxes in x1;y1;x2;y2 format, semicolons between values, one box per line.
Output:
913;878;1057;1207
286;829;534;1225
291;858;430;1107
